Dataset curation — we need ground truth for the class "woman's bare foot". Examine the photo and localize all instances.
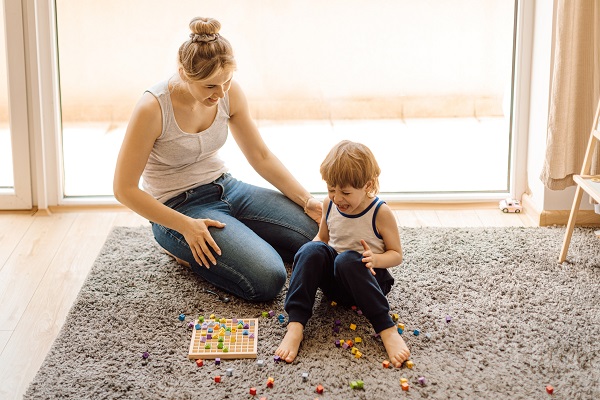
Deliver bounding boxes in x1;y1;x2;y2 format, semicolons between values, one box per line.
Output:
379;326;411;368
275;322;304;363
163;249;190;267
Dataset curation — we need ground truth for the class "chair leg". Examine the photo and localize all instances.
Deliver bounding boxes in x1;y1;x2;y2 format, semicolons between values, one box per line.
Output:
559;185;584;263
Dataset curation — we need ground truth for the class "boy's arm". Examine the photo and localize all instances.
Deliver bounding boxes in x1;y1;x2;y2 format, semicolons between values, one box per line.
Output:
313;197;331;243
364;203;403;269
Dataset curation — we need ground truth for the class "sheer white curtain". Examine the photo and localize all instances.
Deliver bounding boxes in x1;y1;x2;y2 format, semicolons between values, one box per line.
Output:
540;0;600;190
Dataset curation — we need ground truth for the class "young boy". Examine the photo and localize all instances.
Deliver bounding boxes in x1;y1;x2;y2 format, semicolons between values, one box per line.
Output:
275;140;410;367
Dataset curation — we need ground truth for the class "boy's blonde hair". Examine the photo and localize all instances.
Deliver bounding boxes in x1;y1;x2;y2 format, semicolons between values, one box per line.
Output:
178;17;237;82
320;140;380;196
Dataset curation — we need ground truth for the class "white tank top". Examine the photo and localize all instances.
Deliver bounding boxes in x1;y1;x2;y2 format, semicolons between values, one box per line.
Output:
142;79;230;203
326;197;386;254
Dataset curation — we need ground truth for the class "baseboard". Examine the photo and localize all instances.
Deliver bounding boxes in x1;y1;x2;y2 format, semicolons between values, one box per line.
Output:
521;194;542;226
540;209;600;227
521;193;600;227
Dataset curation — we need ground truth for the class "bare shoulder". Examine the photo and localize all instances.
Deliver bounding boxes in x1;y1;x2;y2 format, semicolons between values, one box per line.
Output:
375;202;398;227
135;92;162;119
128;92;162;140
227;80;249;117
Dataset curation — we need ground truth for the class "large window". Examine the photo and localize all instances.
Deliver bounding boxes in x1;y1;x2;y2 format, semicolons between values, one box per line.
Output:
0;0;31;209
56;0;518;199
0;0;13;190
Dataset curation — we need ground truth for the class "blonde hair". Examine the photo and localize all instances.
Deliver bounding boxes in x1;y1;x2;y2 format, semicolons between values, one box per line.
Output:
178;17;237;81
320;140;380;196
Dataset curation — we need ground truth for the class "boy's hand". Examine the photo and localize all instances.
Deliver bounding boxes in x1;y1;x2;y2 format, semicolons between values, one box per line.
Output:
360;239;377;276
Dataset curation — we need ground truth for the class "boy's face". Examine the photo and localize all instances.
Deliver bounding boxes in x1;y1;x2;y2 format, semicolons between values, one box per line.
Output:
327;183;371;215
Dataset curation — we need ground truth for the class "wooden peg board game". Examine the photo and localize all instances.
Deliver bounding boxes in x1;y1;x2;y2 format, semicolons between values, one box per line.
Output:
188;317;258;359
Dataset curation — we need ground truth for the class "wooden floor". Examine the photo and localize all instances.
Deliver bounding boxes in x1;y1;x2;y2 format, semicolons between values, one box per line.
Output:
0;206;535;399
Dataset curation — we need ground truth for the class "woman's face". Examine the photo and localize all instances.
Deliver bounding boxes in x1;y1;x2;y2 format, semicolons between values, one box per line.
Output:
185;70;233;107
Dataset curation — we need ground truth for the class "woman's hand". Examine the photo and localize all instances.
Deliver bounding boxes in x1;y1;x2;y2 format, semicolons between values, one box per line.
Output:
360;239;377;275
181;218;226;268
304;197;323;224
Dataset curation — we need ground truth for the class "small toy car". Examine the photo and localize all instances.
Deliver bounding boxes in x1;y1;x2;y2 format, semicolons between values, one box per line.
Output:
499;197;522;213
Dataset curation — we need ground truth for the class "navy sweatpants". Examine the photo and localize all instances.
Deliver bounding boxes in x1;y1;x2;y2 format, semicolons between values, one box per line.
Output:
284;241;396;333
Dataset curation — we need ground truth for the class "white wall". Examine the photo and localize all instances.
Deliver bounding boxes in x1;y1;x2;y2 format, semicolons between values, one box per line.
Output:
526;0;594;211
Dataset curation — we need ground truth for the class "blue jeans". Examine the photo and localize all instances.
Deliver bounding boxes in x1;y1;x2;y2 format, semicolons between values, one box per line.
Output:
151;173;318;302
284;241;396;333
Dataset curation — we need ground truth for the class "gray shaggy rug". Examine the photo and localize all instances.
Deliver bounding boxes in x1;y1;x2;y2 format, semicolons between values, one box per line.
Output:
25;226;600;399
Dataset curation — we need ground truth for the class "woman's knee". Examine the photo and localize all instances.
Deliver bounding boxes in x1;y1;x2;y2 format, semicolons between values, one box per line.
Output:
246;260;287;302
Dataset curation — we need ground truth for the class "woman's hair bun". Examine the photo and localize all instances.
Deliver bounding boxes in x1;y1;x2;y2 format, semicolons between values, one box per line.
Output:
189;17;221;36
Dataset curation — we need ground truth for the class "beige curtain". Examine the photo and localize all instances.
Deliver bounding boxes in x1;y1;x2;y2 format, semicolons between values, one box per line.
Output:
540;0;600;190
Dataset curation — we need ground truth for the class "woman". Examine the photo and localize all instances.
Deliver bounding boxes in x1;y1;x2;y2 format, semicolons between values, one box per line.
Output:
113;17;321;302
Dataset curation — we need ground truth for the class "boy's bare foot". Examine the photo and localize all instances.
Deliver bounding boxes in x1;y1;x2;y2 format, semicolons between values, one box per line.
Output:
275;322;304;363
379;326;411;368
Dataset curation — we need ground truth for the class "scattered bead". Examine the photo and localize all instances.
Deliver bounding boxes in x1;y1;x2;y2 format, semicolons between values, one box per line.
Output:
382;360;390;368
350;323;357;330
195;359;203;367
214;375;221;383
142;352;149;359
257;359;264;368
178;313;186;321
266;377;274;388
546;385;554;394
413;329;420;336
249;387;257;396
215;358;221;365
418;376;426;385
226;368;233;376
446;315;452;323
302;372;309;382
350;380;364;389
405;360;414;369
316;384;324;394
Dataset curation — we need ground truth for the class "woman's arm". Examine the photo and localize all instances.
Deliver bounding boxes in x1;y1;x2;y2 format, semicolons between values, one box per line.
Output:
113;93;224;267
227;80;322;223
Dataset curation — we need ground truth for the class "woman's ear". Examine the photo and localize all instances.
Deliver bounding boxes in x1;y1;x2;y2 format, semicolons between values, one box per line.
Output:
178;67;187;82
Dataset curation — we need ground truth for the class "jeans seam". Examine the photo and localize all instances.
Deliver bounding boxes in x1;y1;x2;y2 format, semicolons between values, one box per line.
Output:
210;260;257;299
157;223;258;300
241;216;314;241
